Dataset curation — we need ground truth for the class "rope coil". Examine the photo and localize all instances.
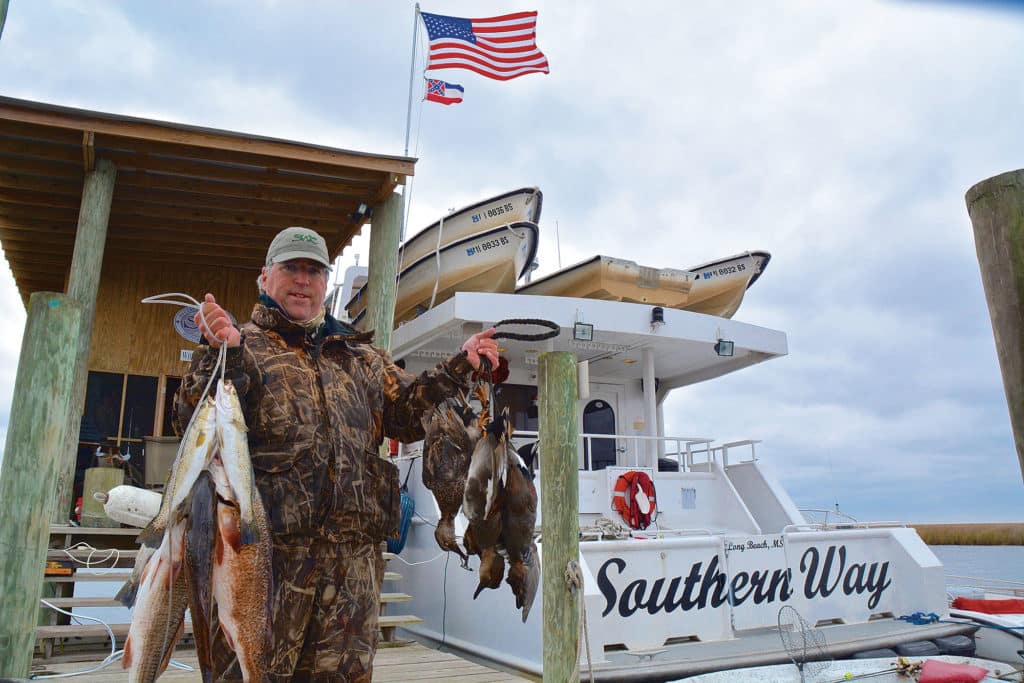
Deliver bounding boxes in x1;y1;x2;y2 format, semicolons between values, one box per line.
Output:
565;560;595;683
491;318;560;341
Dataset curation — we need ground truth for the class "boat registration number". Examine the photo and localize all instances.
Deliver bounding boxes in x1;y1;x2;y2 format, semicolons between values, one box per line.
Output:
466;235;510;256
471;202;515;223
701;262;746;279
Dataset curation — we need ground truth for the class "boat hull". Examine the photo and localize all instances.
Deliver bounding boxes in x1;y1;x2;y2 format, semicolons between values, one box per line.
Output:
514;251;770;319
516;256;693;306
400;187;542;270
394;458;962;682
684;250;771;318
348;222;539;327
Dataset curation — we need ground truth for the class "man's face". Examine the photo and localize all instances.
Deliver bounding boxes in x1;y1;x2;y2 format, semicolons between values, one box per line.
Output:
260;258;328;321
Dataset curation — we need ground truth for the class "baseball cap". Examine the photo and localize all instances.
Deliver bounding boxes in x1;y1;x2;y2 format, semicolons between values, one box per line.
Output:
266;227;331;268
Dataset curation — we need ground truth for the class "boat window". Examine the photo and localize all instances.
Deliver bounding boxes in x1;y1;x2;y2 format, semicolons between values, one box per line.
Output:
583;399;617;470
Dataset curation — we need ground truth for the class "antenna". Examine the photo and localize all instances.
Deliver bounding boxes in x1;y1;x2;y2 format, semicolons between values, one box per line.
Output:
555;220;562;269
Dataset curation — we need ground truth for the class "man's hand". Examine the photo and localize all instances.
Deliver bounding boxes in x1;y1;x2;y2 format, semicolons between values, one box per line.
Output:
194;293;241;348
462;327;499;370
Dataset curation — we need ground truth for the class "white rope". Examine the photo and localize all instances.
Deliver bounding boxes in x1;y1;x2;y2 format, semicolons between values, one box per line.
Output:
32;600;193;678
565;560;594;683
579;516;629;541
58;543;121;568
389;551;446;567
427;214;445;311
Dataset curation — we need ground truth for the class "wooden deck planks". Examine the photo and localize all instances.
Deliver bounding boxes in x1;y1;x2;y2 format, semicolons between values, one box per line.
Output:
30;642;532;682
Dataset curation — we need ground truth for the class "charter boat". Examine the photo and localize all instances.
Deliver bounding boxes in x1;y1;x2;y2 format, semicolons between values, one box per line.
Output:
387;290;992;681
398;187;542;271
346;222;539;328
516;250;771;319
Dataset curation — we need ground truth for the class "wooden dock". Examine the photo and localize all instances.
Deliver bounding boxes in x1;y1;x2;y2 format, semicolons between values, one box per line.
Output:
33;525;535;681
30;642;535;682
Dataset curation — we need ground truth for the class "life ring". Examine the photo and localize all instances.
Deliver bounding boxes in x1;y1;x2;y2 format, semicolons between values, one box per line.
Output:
612;471;657;530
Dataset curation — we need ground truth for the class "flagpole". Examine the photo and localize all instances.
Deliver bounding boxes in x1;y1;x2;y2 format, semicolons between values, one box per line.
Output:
403;3;420;157
0;0;9;43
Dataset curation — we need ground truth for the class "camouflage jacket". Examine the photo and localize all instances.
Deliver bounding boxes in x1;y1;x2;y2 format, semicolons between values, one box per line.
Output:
174;303;475;543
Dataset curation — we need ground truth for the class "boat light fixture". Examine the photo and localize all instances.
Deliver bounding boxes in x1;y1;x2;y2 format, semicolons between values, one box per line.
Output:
714;339;735;357
651;306;665;330
573;322;594;341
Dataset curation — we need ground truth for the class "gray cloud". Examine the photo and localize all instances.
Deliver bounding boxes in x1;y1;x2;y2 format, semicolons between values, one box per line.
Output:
0;1;1021;521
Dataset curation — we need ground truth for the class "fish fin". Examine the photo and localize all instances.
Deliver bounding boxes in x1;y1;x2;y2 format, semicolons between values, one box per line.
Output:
122;634;133;669
137;512;166;547
113;578;138;607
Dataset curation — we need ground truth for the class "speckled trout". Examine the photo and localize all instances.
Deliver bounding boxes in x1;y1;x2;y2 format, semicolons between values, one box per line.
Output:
138;397;218;547
209;455;272;681
184;470;218;683
215;379;259;545
122;517;189;683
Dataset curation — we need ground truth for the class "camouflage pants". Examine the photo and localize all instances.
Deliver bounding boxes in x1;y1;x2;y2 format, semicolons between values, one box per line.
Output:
212;537;385;683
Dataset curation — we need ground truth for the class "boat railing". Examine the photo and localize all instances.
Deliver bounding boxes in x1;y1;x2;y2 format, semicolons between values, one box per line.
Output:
785;512;907;533
946;575;1024;599
511;430;725;472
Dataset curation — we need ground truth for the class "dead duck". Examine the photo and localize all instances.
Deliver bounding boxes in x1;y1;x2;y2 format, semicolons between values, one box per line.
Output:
500;448;539;621
421;400;479;566
463;412;509;598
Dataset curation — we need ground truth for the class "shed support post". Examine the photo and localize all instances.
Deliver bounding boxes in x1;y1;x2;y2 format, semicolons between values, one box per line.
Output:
966;169;1024;482
539;351;580;682
365;192;403;353
53;159;116;523
0;293;83;678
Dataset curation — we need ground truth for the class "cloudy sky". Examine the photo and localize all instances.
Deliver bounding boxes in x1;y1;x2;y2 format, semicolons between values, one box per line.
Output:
1;1;1022;522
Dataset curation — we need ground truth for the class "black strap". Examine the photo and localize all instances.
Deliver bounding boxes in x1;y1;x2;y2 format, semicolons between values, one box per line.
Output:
491;318;560;341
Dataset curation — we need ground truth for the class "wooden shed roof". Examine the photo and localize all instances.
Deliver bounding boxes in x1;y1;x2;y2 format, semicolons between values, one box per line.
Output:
0;96;415;301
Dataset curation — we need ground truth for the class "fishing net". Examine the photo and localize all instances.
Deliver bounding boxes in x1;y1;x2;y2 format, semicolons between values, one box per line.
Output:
777;605;831;682
386;462;416;554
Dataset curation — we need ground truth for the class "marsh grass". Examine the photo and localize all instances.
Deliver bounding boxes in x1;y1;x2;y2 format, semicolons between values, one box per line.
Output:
912;523;1024;546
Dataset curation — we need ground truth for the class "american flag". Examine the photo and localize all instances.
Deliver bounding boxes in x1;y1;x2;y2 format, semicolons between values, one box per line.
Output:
420;11;549;81
425;78;465;105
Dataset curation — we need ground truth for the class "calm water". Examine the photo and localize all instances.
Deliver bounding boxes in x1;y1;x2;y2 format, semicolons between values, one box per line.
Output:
931;544;1024;590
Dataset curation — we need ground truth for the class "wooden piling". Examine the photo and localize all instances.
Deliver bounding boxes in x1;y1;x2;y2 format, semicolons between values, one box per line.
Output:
54;159;116;523
539;351;580;682
966;170;1024;482
0;293;83;678
365;191;403;353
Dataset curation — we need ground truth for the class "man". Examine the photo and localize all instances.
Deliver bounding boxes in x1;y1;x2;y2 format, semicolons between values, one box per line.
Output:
176;226;498;682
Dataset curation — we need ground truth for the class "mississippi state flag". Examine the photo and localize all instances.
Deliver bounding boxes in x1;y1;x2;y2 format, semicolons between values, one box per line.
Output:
425;78;465;105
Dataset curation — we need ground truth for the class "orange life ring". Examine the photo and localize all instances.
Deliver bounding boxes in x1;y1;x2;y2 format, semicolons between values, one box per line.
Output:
612;471;657;530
